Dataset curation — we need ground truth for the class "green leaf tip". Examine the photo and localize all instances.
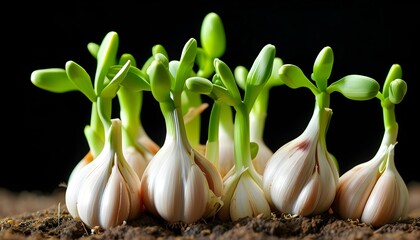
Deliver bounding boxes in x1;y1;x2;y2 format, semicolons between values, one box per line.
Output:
279;64;313;90
65;61;96;102
101;60;132;99
149;59;172;103
388;79;407;104
247;44;276;88
186;77;213;95
312;46;334;90
327;75;380;101
31;68;77;93
200;12;226;58
244;44;276;107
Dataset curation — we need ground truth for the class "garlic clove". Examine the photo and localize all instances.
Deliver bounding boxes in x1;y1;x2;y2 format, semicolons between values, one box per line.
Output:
98;159;131;229
360;144;409;227
332;146;386;220
229;170;271;221
183;163;210;221
292;165;321;215
218;166;271;221
263;136;315;210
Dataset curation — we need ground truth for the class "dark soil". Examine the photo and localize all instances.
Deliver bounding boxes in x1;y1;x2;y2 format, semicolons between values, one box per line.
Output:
1;182;420;240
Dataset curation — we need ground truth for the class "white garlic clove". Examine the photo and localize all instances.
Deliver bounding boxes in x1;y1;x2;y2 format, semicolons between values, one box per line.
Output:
99;159;131;229
361;144;409;227
332;145;386;220
229;170;271;221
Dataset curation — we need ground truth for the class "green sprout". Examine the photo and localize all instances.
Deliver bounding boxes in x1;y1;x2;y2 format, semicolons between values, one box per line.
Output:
332;64;409;227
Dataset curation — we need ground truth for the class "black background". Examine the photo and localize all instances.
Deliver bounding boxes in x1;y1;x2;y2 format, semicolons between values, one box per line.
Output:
2;1;418;193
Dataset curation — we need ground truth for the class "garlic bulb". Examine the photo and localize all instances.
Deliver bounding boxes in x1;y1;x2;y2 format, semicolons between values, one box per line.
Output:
141;41;224;224
265;46;379;217
65;119;142;229
140;106;223;224
333;64;409;227
333;143;408;227
263;106;339;216
332;146;385;220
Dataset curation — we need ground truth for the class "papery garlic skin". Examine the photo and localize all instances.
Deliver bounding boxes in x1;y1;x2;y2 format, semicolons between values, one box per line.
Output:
263;107;339;216
65;119;142;229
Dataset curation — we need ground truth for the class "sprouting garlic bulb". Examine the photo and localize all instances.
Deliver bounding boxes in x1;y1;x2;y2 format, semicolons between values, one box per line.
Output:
65;119;142;229
140;109;223;224
333;143;409;227
218;166;271;221
263;106;339;216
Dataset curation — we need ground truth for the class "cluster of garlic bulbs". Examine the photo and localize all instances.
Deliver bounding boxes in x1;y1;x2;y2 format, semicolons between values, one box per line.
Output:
30;11;410;231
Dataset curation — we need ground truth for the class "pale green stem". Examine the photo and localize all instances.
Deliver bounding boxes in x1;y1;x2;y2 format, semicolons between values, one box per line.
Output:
182;90;202;147
206;101;221;165
233;103;252;173
315;92;332;153
90;102;105;146
117;86;146;155
378;100;398;172
381;101;398;144
160;101;177;138
174;92;193;150
96;97;113;137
